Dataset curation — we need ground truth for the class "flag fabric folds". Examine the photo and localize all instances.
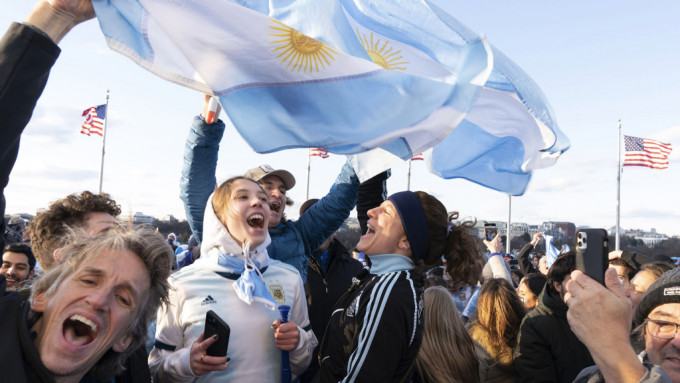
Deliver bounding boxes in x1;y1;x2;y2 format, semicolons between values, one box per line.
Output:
309;148;329;159
81;105;106;137
93;0;569;195
623;135;672;169
544;234;560;269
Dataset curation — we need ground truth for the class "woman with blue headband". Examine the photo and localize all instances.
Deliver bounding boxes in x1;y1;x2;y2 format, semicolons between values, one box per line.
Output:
315;190;482;382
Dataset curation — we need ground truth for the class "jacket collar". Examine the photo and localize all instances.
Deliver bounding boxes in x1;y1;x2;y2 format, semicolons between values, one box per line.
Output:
368;254;415;275
537;283;568;317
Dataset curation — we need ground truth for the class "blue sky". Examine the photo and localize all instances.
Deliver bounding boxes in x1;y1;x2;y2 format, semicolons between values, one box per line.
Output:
3;1;680;238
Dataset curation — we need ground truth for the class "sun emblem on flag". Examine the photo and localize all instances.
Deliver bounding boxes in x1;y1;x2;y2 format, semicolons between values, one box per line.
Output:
358;29;408;70
357;28;410;70
269;20;337;73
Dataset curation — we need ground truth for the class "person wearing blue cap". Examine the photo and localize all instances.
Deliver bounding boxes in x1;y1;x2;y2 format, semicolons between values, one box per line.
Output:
315;190;483;382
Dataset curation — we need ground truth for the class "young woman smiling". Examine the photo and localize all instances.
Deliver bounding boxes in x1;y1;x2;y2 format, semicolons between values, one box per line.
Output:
149;177;316;382
315;190;482;382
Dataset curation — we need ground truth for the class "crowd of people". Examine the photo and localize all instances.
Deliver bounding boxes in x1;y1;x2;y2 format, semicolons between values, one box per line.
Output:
2;1;680;383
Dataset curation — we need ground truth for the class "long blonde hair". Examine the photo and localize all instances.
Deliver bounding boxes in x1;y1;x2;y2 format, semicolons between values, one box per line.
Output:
416;286;480;383
468;279;526;366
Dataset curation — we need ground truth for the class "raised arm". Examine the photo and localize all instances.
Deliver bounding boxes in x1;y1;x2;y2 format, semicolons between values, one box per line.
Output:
0;0;94;249
483;233;512;283
294;160;360;256
25;0;95;43
179;96;225;243
518;232;542;274
356;170;389;234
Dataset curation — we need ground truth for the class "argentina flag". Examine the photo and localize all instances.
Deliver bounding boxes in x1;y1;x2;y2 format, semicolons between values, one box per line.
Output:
92;0;569;195
544;234;560;269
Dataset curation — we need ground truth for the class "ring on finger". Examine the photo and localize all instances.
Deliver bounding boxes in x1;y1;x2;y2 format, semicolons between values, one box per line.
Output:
201;354;205;364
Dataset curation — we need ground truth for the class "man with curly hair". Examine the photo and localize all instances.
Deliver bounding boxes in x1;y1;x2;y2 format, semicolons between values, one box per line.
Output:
0;226;175;383
29;191;120;271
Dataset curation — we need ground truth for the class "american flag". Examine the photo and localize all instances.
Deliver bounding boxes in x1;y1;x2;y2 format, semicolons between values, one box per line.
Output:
81;104;107;137
410;153;424;161
309;148;329;159
623;135;672;169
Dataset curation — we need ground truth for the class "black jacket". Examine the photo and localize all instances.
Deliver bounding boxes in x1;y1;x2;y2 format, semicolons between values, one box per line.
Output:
0;22;60;250
514;285;593;383
315;262;423;382
0;275;54;383
301;238;363;382
517;242;539;275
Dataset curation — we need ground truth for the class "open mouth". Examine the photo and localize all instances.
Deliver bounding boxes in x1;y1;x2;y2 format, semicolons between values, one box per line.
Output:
247;213;265;229
5;277;16;286
63;314;98;347
269;201;281;211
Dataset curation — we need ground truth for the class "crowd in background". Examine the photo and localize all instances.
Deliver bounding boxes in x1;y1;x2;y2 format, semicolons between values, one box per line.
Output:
3;1;680;383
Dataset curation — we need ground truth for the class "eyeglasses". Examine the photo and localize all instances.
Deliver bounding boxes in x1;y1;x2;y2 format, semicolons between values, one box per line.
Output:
646;318;680;339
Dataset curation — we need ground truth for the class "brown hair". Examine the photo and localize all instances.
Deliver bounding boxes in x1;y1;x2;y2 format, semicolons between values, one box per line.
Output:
414;191;484;290
468;279;526;366
640;262;673;280
212;176;267;224
546;251;576;296
29;191;120;270
30;225;173;381
416;286;480;383
609;257;636;281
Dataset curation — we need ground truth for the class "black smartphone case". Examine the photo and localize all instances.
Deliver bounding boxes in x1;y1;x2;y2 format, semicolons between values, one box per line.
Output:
575;228;609;285
204;310;230;357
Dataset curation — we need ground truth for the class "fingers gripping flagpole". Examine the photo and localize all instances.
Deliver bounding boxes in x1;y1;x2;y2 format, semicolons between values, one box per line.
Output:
98;90;110;194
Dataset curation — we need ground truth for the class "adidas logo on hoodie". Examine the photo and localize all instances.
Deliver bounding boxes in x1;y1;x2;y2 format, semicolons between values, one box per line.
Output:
201;295;217;306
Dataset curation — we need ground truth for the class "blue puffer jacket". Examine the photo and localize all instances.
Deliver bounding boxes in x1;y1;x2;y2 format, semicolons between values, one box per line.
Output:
180;116;360;283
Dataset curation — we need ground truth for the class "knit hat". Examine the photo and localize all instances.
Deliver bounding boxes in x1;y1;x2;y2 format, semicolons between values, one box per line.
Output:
634;267;680;326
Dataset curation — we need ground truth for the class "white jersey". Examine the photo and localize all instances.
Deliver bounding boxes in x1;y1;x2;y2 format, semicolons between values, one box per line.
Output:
149;193;316;382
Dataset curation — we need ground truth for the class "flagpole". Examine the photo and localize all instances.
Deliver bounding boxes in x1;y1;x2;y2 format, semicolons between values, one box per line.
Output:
305;149;311;201
98;90;110;194
506;194;511;254
406;159;412;191
616;119;622;250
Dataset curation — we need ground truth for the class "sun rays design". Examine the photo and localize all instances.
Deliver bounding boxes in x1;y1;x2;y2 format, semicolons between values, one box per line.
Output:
358;29;409;70
269;20;337;73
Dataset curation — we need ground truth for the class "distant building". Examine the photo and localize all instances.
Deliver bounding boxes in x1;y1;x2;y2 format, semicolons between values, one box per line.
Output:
541;221;574;240
475;221;531;239
121;212;155;224
159;215;178;222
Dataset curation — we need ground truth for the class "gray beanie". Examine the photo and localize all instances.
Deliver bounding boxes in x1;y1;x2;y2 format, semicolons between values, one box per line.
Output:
634;268;680;326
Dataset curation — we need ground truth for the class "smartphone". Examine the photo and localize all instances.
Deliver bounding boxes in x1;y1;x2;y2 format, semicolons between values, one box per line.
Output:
204;310;230;357
575;229;609;285
484;223;498;242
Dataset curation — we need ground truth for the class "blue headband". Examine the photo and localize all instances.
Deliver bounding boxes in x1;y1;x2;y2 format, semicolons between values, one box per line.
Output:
388;191;430;261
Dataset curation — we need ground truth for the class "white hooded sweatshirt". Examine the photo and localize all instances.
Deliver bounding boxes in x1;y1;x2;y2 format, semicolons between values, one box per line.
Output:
149;193;316;382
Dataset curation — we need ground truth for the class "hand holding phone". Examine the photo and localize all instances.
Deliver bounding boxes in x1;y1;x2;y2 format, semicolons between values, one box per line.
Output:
484;223;498;242
204;310;230;357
